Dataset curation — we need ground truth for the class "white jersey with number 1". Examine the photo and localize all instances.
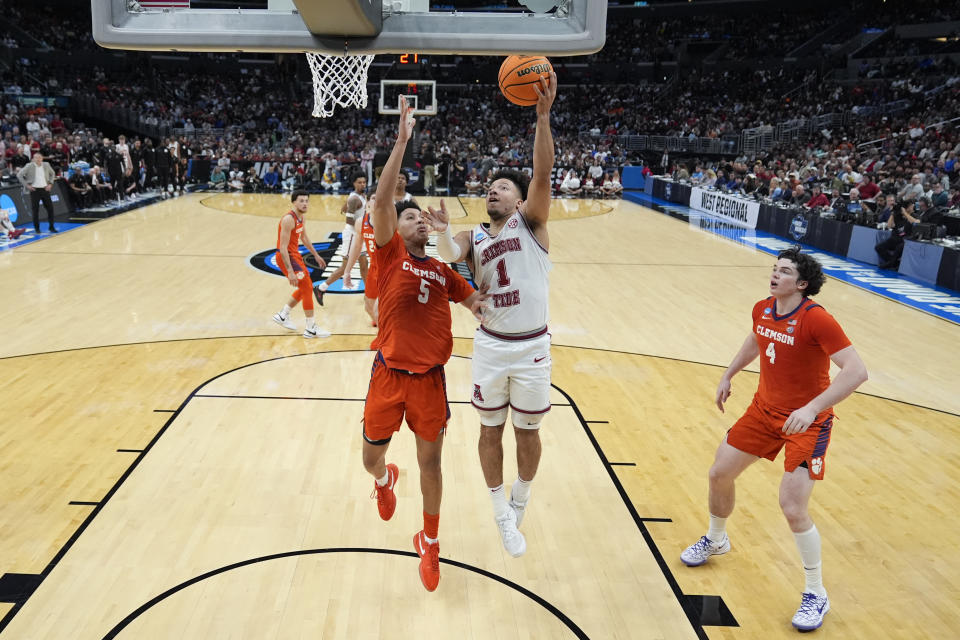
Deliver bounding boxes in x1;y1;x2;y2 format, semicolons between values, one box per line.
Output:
471;210;551;335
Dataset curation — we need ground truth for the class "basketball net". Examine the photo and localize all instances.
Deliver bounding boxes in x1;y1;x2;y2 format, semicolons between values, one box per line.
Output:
305;53;375;118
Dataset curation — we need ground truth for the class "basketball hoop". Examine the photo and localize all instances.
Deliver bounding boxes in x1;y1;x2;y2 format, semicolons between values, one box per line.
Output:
305;52;375;118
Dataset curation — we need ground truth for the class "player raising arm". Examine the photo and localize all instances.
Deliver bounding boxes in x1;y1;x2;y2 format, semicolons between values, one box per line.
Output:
362;98;488;592
425;71;557;558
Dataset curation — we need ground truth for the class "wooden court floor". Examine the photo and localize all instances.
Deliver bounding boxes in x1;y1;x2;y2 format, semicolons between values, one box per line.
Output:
0;193;958;639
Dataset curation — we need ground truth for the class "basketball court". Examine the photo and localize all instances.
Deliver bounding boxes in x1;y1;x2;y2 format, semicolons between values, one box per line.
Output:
0;192;958;639
1;0;959;637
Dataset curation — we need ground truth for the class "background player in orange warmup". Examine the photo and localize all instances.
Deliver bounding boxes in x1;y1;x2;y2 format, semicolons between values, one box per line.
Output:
680;247;868;632
363;99;489;593
271;190;330;338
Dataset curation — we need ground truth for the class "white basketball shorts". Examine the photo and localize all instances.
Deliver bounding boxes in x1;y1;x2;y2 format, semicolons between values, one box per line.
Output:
471;327;551;429
339;224;356;257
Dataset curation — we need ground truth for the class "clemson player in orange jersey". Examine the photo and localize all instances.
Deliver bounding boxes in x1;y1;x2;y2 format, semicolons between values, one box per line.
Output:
271;190;330;338
363;99;488;593
680;247;868;632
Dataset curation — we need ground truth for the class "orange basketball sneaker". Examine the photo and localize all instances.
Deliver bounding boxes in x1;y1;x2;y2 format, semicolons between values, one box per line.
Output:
372;463;399;520
413;530;440;591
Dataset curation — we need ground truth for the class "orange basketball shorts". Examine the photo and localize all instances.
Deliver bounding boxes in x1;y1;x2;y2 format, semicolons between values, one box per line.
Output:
278;255;314;311
726;399;833;480
363;352;449;445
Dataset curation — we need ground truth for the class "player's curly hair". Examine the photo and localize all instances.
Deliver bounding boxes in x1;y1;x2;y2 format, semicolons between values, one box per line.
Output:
395;199;421;217
777;246;826;296
491;169;530;200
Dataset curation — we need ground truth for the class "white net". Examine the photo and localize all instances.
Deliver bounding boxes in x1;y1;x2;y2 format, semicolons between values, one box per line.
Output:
306;53;375;118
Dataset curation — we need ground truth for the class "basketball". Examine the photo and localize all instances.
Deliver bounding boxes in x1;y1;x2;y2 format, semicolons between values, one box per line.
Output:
498;55;553;106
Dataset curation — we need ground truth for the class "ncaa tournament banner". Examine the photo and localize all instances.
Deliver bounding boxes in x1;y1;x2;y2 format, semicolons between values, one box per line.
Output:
690;187;759;229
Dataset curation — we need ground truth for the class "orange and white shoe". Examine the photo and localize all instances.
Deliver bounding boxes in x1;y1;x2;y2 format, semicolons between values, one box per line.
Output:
413;530;440;592
371;463;399;521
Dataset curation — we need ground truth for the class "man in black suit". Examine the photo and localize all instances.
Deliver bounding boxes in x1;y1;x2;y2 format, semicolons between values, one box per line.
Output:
103;139;125;201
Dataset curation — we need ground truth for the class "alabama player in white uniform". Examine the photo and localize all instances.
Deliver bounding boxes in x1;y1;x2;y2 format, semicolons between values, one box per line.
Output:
428;71;557;557
342;193;379;325
314;173;366;304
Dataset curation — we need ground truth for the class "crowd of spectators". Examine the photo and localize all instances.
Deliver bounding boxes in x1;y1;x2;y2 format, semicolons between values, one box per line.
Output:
664;101;960;267
0;0;958;234
3;0;105;51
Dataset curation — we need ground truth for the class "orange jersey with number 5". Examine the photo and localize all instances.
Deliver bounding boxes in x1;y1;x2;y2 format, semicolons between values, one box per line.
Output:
751;297;851;414
374;232;475;373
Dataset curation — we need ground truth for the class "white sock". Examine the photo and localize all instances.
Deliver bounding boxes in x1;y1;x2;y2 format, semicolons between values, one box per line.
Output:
318;281;329;292
707;514;727;543
511;477;532;504
793;525;826;596
375;468;390;487
424;534;438;544
281;305;292;318
306;317;316;330
489;484;510;520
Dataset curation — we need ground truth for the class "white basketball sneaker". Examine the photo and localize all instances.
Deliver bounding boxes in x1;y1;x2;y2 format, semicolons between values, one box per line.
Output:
680;535;730;566
272;313;296;331
495;509;526;557
303;325;331;339
791;592;830;631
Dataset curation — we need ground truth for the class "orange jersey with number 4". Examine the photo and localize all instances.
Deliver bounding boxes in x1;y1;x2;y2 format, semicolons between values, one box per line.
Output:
374;232;475;373
751;297;851;414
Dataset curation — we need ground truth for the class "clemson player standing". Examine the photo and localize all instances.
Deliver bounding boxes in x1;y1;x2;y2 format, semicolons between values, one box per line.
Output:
271;190;330;338
680;247;868;631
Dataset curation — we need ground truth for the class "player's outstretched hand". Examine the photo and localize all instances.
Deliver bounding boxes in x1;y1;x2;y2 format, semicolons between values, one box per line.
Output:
397;97;416;143
467;282;491;322
782;406;817;435
533;71;557;116
423;199;450;232
715;377;732;412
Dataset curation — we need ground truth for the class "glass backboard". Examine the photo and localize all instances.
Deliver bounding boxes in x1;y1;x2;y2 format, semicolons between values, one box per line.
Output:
379;80;437;116
91;0;606;56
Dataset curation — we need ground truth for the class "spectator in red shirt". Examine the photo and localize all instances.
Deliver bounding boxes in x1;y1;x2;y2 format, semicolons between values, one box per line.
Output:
858;174;880;201
805;185;830;209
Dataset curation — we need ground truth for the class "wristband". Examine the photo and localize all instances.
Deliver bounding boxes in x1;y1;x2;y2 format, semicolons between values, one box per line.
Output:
436;224;461;262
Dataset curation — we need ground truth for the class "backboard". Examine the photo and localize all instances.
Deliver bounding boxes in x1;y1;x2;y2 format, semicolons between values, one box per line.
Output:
379;80;437;116
91;0;607;56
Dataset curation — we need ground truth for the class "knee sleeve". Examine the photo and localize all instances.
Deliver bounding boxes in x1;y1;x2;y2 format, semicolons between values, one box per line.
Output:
477;406;509;427
512;408;546;430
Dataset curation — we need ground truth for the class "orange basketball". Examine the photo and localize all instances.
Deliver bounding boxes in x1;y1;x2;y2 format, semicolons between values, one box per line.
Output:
498;55;553;106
